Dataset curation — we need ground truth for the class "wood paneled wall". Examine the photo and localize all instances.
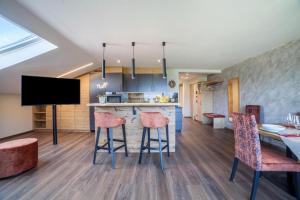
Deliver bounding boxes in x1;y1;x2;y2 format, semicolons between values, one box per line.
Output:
46;74;90;131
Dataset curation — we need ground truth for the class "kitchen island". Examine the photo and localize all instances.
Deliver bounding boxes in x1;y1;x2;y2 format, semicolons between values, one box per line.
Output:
88;103;178;152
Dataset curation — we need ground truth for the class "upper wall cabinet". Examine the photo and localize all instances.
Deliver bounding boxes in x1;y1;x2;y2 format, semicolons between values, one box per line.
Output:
123;73;137;92
106;73;123;92
90;72;123;93
137;74;153;92
123;73;167;92
152;74;167;92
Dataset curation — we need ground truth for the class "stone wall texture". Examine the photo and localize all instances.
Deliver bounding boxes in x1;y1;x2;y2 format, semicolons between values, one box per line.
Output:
209;39;300;128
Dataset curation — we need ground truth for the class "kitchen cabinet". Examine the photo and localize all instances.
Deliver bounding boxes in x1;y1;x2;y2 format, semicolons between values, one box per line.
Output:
106;73;123;92
137;74;153;92
89;72;122;131
123;74;137;92
152;74;167;92
123;73;168;92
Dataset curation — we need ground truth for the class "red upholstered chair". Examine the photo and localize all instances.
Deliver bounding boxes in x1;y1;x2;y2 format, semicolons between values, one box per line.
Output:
93;112;128;168
139;112;170;171
0;138;38;178
229;113;300;200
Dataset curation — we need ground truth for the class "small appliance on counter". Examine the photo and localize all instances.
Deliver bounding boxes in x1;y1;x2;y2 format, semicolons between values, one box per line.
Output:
155;93;169;103
106;92;122;103
128;93;145;103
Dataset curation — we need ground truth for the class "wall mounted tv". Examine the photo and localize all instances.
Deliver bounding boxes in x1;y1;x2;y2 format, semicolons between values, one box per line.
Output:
21;75;80;106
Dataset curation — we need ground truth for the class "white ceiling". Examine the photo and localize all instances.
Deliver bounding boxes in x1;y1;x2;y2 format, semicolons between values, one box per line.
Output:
17;0;300;69
1;0;300;94
179;72;204;82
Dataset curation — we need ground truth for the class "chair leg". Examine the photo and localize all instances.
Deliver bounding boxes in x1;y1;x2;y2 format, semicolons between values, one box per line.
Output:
138;128;146;164
229;157;239;181
122;124;128;157
147;128;151;154
250;171;261;200
106;128;111;154
296;172;300;200
108;128;115;169
166;124;170;157
93;127;101;164
157;128;164;171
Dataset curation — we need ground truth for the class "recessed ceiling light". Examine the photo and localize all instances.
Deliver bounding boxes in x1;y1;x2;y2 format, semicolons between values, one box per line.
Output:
157;59;161;63
117;59;121;63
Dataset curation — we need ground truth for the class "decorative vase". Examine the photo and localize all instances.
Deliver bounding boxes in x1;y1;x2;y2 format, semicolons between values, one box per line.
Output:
98;96;106;104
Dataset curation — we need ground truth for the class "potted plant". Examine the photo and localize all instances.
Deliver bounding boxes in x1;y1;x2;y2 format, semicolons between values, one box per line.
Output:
97;94;106;104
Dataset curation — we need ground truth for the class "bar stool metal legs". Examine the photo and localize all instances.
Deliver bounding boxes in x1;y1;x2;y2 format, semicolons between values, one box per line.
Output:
107;128;111;154
166;124;170;157
138;128;146;164
93;127;101;164
138;126;170;170
108;128;115;168
122;124;128;157
157;128;164;170
93;126;128;168
147;128;151;154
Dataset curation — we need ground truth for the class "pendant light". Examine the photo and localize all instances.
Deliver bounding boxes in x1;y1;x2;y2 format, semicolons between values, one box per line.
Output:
131;42;136;79
162;41;167;79
101;42;106;79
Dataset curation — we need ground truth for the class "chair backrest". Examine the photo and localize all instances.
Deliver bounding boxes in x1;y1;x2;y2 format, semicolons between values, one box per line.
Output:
232;112;262;170
140;112;168;128
245;105;260;123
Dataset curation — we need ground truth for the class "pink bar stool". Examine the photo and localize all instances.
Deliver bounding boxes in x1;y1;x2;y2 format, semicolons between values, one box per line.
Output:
139;112;170;171
93;112;128;168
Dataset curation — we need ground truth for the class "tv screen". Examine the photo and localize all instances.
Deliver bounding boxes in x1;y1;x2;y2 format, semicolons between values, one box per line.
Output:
21;75;80;105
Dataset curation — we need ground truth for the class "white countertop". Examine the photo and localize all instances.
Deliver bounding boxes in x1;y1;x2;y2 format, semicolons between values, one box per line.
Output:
87;103;179;107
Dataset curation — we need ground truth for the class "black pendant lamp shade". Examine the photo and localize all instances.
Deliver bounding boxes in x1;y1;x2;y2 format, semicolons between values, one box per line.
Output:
101;42;106;79
131;42;136;79
162;41;167;79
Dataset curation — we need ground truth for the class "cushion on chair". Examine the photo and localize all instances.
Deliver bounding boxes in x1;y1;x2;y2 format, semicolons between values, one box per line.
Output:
94;112;126;128
261;147;300;172
0;138;38;178
140;112;169;128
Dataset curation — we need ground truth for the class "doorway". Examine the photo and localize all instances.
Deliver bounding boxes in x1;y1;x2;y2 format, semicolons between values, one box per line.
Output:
228;77;240;116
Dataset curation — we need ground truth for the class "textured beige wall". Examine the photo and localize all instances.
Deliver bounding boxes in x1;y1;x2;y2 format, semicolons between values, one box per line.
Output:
0;94;33;138
209;39;300;128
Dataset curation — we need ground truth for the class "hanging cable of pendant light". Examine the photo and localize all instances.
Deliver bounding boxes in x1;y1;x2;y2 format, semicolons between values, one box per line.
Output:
162;41;167;79
131;42;136;79
101;42;106;79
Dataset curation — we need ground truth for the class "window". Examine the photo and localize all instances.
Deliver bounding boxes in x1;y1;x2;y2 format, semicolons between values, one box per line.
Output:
0;15;57;70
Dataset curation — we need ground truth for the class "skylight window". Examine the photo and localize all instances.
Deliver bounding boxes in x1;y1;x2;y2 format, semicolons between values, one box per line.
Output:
0;15;57;70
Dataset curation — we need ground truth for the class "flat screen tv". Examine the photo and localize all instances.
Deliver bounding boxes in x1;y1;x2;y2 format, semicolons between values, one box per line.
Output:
21;75;80;105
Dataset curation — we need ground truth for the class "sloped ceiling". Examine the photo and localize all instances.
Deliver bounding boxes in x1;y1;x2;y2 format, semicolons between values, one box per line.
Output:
0;0;95;94
18;0;300;69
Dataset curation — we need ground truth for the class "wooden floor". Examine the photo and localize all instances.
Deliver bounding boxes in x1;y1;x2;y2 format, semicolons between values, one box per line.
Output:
0;119;296;200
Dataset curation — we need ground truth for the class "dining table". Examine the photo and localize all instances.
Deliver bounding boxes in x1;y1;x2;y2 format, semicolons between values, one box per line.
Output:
258;125;300;197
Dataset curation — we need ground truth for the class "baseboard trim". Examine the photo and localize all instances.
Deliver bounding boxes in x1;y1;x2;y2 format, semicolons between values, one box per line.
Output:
0;130;34;141
33;129;91;133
